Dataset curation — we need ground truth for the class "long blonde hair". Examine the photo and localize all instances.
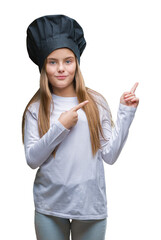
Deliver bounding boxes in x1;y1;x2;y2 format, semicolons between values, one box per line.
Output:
22;59;114;158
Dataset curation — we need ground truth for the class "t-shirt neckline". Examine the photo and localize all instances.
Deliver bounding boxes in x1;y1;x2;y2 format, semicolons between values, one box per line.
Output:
52;93;78;102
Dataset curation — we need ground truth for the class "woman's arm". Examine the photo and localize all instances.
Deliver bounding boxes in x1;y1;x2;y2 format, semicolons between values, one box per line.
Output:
100;82;139;164
100;103;137;164
24;109;70;169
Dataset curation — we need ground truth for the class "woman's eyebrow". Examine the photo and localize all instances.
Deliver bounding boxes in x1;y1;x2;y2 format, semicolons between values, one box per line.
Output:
47;56;75;60
47;58;57;60
64;56;75;59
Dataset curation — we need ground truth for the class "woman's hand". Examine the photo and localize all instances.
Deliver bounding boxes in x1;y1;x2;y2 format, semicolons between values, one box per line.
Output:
58;100;89;129
120;82;139;108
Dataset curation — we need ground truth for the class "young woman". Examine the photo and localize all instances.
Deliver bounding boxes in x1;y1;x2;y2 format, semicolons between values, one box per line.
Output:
22;15;139;240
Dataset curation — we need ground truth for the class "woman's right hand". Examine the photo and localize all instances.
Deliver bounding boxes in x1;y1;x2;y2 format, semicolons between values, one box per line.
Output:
58;100;89;129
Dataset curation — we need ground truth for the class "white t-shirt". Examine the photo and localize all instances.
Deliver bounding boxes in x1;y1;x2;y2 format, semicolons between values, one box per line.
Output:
24;93;137;220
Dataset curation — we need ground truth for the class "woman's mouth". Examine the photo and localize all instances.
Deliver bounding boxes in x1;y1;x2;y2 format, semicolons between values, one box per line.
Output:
56;76;67;80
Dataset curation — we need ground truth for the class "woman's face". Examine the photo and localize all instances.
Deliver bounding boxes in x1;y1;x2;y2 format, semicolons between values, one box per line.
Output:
45;48;76;94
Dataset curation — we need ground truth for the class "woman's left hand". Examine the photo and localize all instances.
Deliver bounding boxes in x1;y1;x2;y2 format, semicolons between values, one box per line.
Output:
120;82;139;108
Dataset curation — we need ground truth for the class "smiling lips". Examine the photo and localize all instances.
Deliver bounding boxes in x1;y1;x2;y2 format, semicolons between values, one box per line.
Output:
56;75;67;80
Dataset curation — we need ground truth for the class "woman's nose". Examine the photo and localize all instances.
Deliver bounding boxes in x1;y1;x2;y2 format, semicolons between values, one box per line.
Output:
57;63;65;72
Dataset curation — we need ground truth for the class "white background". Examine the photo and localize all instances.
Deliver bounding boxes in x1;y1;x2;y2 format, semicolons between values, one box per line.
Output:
0;0;161;239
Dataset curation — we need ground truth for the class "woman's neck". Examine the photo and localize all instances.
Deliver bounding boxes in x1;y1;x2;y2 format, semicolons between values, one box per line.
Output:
52;87;76;97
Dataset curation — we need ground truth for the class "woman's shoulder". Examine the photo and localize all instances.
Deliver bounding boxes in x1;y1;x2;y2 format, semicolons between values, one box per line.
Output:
86;87;110;110
87;87;114;126
27;100;40;120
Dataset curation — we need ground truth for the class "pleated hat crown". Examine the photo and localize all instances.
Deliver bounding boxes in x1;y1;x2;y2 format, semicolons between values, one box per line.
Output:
26;15;86;72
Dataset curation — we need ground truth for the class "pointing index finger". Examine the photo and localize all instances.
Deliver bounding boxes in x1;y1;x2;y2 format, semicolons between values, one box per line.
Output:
130;82;139;93
72;100;89;111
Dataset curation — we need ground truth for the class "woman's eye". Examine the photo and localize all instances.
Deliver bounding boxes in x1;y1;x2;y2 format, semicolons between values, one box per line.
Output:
66;60;71;64
50;61;56;64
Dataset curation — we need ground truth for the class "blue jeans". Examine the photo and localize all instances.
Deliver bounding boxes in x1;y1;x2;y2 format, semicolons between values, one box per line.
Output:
35;210;107;240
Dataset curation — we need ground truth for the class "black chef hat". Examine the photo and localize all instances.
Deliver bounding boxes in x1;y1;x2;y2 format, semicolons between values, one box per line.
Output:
26;15;86;72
